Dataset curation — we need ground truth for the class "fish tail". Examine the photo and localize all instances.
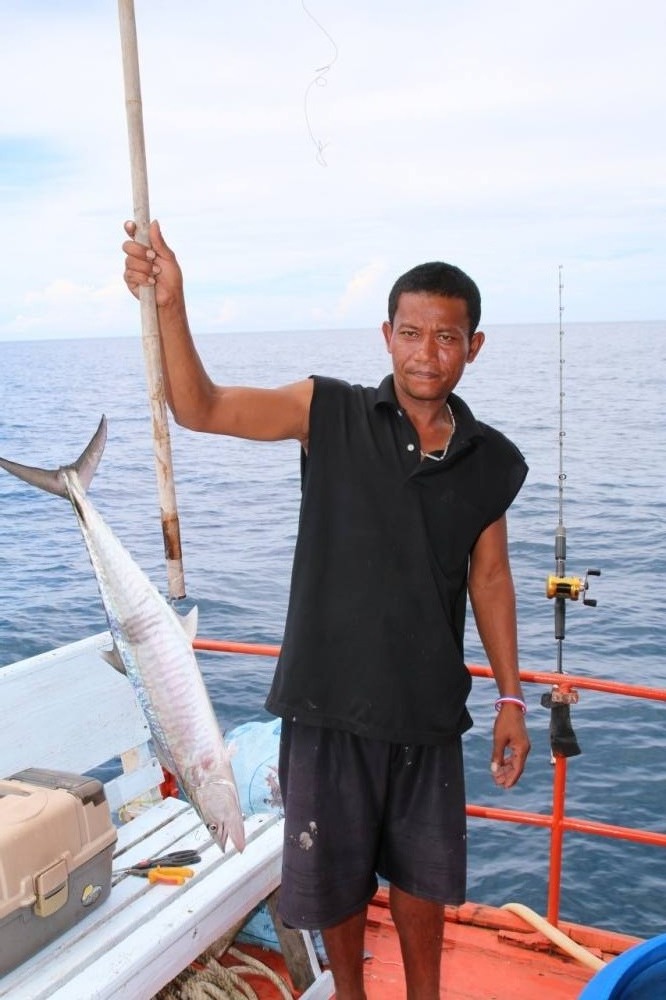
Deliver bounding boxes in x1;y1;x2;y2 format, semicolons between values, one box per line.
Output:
0;416;107;498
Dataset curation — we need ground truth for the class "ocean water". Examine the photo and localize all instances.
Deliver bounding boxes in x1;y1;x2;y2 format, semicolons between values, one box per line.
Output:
1;322;665;940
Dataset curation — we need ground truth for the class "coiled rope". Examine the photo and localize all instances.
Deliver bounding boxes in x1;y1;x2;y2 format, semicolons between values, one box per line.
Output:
154;945;295;1000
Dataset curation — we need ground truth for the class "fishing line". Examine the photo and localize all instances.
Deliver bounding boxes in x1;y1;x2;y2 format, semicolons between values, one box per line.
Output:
557;265;566;538
301;0;339;165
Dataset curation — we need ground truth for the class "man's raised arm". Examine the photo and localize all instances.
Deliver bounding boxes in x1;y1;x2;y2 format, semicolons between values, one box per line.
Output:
122;219;313;444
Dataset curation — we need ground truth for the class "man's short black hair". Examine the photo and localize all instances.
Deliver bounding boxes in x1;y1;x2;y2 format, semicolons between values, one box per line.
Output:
387;262;481;333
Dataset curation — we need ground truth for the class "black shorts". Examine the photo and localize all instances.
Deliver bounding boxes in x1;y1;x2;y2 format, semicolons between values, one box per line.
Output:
277;720;467;930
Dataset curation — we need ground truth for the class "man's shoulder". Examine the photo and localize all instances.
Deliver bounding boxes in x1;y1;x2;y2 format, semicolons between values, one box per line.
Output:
311;373;379;391
451;395;521;454
311;374;385;406
477;419;526;460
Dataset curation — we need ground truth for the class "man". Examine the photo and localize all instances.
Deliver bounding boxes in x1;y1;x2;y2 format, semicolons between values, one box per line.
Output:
123;221;530;1000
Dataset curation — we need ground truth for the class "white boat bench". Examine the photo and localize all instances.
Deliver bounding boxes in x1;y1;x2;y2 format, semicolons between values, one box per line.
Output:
0;632;333;999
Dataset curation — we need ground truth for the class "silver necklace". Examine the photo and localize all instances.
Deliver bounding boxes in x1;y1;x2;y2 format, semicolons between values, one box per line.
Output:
420;403;456;462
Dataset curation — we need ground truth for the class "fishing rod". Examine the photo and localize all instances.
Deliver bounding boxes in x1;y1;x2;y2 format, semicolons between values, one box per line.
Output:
541;266;600;759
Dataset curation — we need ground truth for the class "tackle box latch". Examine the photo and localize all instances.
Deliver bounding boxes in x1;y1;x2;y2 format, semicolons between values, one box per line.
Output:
34;860;69;918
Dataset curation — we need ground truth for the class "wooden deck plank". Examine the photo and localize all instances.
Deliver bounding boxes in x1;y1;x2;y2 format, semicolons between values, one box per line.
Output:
362;891;603;1000
440;919;593;999
112;795;207;856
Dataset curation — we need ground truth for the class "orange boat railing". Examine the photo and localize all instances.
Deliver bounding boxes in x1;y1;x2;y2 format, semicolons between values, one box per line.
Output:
193;637;666;926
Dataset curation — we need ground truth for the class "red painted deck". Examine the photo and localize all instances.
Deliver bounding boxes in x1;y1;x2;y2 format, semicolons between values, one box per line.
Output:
221;889;641;998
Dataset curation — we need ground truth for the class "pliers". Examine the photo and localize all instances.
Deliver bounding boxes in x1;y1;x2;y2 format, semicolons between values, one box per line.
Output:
114;849;202;885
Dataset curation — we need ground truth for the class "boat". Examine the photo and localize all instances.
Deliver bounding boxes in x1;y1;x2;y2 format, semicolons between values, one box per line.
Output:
1;629;664;1000
1;4;662;992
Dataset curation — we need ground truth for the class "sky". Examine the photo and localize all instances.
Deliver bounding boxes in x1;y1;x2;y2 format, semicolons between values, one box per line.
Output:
1;0;664;341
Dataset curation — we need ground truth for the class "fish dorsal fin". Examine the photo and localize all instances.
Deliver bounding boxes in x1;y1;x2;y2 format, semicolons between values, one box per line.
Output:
100;643;127;676
73;416;107;494
179;606;199;642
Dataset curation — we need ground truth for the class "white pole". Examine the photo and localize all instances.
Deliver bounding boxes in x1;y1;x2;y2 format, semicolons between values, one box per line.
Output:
117;0;185;599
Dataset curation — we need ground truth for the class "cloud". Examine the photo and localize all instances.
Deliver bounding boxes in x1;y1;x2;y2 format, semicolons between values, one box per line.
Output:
335;260;386;319
7;279;129;338
1;0;665;340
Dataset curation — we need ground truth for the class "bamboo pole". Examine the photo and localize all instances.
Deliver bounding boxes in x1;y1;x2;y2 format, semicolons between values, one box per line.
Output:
117;0;185;599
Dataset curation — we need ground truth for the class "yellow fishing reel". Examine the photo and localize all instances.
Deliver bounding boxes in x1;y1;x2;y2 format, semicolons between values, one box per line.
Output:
546;569;600;605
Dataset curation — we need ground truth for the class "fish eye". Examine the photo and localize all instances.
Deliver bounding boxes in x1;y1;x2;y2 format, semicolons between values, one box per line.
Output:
208;822;218;833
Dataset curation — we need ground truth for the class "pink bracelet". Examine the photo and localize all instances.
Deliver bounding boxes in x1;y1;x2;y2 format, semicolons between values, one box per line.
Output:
495;696;527;714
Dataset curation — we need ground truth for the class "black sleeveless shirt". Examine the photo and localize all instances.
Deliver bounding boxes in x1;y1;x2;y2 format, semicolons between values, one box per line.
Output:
265;375;527;745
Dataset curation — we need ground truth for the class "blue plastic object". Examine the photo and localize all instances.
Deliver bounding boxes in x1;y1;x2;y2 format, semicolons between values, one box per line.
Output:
227;720;329;959
579;933;666;999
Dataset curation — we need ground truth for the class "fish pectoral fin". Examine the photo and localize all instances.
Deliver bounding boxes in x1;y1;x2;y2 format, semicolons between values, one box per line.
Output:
100;643;127;676
178;606;199;642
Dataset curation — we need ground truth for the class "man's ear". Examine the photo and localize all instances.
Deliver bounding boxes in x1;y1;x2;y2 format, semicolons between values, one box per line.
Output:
467;330;485;363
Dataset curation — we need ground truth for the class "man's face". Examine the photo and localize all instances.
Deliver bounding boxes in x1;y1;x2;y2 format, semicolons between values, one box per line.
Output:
382;292;484;406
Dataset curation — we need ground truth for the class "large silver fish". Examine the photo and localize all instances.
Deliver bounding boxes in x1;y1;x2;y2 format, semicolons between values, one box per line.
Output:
0;417;245;853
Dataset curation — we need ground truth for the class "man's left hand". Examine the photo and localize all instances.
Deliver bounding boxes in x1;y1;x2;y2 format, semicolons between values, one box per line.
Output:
490;707;530;788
